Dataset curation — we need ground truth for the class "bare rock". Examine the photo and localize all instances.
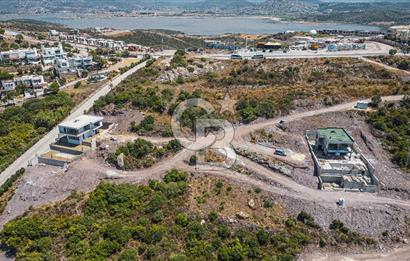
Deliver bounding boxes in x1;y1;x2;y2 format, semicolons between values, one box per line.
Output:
236;211;250;219
248;199;256;209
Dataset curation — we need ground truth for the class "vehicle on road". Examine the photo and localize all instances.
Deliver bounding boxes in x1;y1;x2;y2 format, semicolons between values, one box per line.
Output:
274;148;287;156
252;54;265;60
230;54;243;60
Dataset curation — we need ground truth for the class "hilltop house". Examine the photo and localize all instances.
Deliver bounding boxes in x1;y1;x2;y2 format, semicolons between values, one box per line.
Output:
58;115;104;145
314;128;354;157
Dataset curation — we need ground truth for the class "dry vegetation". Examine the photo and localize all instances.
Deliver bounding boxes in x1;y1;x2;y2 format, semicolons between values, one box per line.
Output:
93;53;409;137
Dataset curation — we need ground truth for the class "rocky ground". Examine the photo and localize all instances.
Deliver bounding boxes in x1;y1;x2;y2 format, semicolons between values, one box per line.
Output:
0;160;105;229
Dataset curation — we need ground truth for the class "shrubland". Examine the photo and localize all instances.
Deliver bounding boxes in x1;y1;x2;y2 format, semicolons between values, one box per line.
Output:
93;54;409;135
0;171;377;260
107;138;182;170
368;96;410;171
0;93;74;172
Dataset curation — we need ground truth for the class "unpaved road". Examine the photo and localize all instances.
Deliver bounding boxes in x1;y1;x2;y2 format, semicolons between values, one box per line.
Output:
301;245;410;261
359;57;410;77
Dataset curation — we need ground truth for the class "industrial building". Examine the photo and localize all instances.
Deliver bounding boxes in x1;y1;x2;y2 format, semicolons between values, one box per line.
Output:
306;128;379;192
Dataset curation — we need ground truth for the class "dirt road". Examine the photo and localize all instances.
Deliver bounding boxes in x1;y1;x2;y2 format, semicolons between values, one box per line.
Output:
359;57;410;77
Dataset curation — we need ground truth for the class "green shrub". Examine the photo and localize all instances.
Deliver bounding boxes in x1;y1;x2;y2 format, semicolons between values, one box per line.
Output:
175;213;189;227
208;212;218;222
118;249;137;261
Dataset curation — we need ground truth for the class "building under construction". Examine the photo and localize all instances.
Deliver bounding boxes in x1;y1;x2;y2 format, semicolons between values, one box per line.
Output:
305;128;379;192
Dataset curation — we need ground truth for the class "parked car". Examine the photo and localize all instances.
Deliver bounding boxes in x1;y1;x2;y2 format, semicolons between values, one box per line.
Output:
274;148;287;156
230;54;243;60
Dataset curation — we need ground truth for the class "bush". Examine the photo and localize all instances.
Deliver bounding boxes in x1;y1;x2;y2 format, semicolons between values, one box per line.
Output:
208;212;218;222
175;213;189;227
256;230;269;246
297;211;319;228
164;170;188;183
0;168;25;197
217;225;230;239
118;249;137;261
189;155;197;166
132;115;155;134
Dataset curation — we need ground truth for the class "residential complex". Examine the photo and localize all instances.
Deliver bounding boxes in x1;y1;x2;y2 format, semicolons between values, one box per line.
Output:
0;75;48;97
55;56;95;75
60;34;125;50
0;43;94;71
41;43;66;65
0;48;40;65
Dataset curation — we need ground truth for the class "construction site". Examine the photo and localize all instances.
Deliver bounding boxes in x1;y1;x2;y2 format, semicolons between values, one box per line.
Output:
305;127;379;192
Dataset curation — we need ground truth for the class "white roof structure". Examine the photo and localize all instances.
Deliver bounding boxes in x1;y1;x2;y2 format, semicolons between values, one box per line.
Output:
59;115;103;129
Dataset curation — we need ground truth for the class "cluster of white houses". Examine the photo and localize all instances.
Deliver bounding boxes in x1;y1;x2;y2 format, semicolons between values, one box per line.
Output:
0;43;94;72
0;75;48;98
59;34;125;50
388;25;410;41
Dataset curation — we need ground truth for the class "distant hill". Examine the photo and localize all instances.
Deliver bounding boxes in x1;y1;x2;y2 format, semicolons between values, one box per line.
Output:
250;0;319;15
189;0;254;10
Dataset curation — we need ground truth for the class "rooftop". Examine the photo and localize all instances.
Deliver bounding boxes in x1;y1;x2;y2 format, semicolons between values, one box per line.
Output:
59;115;103;129
316;128;354;143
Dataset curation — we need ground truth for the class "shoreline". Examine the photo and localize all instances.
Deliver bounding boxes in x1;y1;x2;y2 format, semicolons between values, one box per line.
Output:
1;13;382;36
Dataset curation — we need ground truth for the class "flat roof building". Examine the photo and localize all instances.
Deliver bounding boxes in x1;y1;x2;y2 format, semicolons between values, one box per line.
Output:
315;128;354;157
58;115;103;145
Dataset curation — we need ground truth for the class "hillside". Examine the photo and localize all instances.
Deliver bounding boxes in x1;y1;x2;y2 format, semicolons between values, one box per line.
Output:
0;170;378;260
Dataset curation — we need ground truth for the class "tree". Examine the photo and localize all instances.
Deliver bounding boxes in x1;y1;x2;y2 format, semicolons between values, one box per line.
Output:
389;49;397;56
0;71;13;80
189;155;197;166
81;70;89;78
74;81;82;89
49;82;60;94
0;28;5;35
15;34;24;44
371;94;382;107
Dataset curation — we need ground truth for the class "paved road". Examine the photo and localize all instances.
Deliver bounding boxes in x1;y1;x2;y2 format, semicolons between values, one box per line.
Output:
0;61;148;185
196;41;392;60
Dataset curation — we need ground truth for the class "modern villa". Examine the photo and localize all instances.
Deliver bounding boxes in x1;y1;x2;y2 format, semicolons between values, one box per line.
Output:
58;115;104;145
314;128;354;157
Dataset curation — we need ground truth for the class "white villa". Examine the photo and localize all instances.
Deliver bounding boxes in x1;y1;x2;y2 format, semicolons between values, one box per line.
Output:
58;115;104;145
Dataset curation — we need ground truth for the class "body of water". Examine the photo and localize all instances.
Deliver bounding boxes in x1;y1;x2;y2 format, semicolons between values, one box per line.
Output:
8;15;381;35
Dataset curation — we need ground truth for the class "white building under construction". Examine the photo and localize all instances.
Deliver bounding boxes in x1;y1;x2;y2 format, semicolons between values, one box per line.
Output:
306;128;379;192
